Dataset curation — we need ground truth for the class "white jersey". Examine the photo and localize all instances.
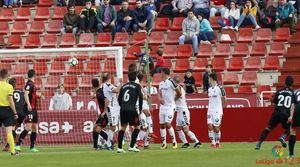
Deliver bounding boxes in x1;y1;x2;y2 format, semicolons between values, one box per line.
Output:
208;84;226;114
103;82;119;108
159;77;178;109
176;86;188;112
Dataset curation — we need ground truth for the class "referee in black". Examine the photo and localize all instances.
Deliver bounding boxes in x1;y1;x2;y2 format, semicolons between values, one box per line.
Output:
0;69;18;155
117;72;143;153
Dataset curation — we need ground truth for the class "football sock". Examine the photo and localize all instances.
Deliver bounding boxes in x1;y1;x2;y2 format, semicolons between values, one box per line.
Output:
17;129;28;146
177;130;188;144
145;132;151;146
215;131;221;144
187;131;199;143
289;135;296;156
168;127;177;144
280;129;290;140
118;130;125;149
259;129;271;142
107;129;113;142
146;116;153;133
7;133;15;154
138;130;146;141
209;130;216;145
30;132;37;149
130;129;140;148
160;128;167;145
92;131;99;148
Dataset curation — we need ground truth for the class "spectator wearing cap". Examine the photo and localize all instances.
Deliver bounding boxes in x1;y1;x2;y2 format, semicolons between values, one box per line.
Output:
96;0;117;38
62;5;80;34
184;69;197;94
79;0;97;33
275;0;296;33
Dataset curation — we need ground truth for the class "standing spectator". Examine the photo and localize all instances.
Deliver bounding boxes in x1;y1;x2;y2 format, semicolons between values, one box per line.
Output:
234;0;261;31
171;0;193;17
49;84;73;111
79;0;97;33
179;10;200;56
198;13;215;44
210;0;227;17
217;1;240;29
184;69;197;94
61;5;80;34
117;1;135;32
275;0;296;33
203;64;213;93
3;0;13;8
192;0;210;19
133;0;153;34
260;0;278;29
152;49;165;76
96;0;117;38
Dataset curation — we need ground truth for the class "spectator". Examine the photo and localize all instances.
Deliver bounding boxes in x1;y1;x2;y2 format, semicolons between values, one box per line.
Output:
203;64;213;93
198;13;215;44
151;49;165;76
134;48;154;72
57;0;67;6
184;69;197;94
260;0;278;29
96;0;117;38
234;0;261;31
79;0;97;33
117;1;135;32
3;0;13;8
171;0;193;17
143;0;158;23
49;84;72;111
61;5;80;34
179;10;200;56
110;0;123;5
68;0;85;6
275;0;296;33
210;0;227;17
192;0;210;19
133;0;153;34
217;1;240;29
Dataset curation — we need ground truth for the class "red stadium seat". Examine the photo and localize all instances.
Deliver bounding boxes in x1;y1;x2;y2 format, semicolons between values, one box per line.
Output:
193;58;208;72
227;57;243;71
223;72;239;85
165;31;181;44
34;76;43;89
0;22;9;35
245;57;261;71
174;59;190;73
38;0;53;6
212;57;226;71
14;63;29;75
170;17;184;30
220;29;236;43
11;21;28;34
52;7;67;20
237;28;253;43
126;46;141;60
18;56;35;63
35;7;50;21
214;43;231;57
164;59;172;69
24;34;41;48
263;56;280;70
78;33;94;47
29;21;45;34
193;72;203;87
209;16;221;29
197;44;213;58
14;76;25;90
33;62;48;75
49;61;66;74
80;76;94;89
149;31;165;45
64;76;79;90
154;17;170;31
274;27;290;42
269;42;285;56
0;8;14;21
41;34;58;48
75;6;82;14
240;71;257;85
7;35;22;49
85;60;101;75
256;28;272;42
67;61;84;75
60;33;76;47
40;90;55;97
123;60;136;74
103;60;116;73
232;43;249;57
0;63;12;73
238;86;253;93
113;32;129;46
162;45;177;59
45;75;61;89
152;74;161;86
131;32;146;45
15;7;31;21
177;44;192;58
257;85;272;100
224;86;235;94
95;33;112;46
47;20;62;33
250;43;267;57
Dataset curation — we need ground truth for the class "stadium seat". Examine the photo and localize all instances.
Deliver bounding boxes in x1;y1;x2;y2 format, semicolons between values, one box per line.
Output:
35;7;50;21
214;43;231;57
164;59;172;69
263;56;280;70
177;44;192;58
193;72;203;87
227;57;244;71
174;59;190;73
269;42;285;56
223;72;239;85
237;28;253;43
78;33;94;47
14;63;29;75
240;71;257;85
238;86;253;93
255;28;272;42
29;21;45;34
257;85;273;100
24;34;41;48
47;20;62;33
220;29;236;43
126;46;141;60
224;86;235;94
67;61;84;75
60;33;76;48
33;62;48;75
18;56;35;63
14;76;25;89
232;43;249;57
1;57;17;63
152;74;161;86
154;17;170;31
123;60;136;73
250;43;267;57
11;21;28;34
131;32;146;45
49;61;66;74
85;60;101;75
170;17;184;30
212;57;226;71
149;45;160;55
40;90;55;97
15;7;31;21
274;27;290;42
103;60;116;73
149;31;165;45
75;6;82;14
245;57;261;71
165;31;181;44
41;34;58;48
0;8;14;21
197;44;213;58
193;58;208;72
79;76;94;89
64;76;79;90
113;32;129;46
209;16;221;29
34;76;43;89
95;33;112;46
6;35;22;49
52;7;67;20
38;0;53;6
0;22;9;35
45;75;61;89
162;45;177;59
0;63;12;73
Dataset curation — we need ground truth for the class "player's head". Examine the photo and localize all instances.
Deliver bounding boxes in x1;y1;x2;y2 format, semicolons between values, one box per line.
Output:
161;68;170;79
137;73;144;83
128;72;137;82
8;77;16;89
57;83;65;94
173;75;181;84
102;72;111;83
205;64;213;73
128;63;137;73
185;69;193;78
27;69;35;80
285;76;294;87
0;69;9;80
209;72;218;85
92;78;100;89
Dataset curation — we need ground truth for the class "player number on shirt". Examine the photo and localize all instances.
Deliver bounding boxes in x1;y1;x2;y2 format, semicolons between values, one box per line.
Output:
123;90;130;102
278;95;292;108
13;92;20;102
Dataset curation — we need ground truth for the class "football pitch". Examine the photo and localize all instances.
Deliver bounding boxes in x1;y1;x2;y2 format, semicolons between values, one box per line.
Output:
0;142;298;167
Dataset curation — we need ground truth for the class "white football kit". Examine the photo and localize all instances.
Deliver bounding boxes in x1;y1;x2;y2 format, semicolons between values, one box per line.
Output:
207;84;226;126
176;86;190;127
103;82;120;126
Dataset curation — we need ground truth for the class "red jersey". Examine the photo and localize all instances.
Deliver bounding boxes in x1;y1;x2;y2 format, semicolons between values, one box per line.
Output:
156;56;165;68
211;0;226;6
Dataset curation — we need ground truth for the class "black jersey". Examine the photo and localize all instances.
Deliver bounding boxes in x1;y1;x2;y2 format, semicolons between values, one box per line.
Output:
95;87;106;112
13;89;25;114
24;80;37;110
273;87;296;113
118;81;143;112
294;89;300;104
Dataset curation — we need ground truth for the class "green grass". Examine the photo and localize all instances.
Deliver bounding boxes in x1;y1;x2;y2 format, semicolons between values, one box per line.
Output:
0;142;298;167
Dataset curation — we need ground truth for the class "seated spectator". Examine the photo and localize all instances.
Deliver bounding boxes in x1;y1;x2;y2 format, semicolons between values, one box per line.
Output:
171;0;193;17
3;0;13;8
68;0;85;6
49;84;72;111
96;0;117;38
217;1;240;29
61;5;80;34
143;0;158;22
117;1;135;32
133;0;153;34
151;49;165;76
198;13;215;44
210;0;227;17
110;0;123;5
203;64;213;93
184;69;197;94
275;0;296;33
79;0;97;33
134;48;154;72
57;0;67;6
234;0;261;31
179;10;200;56
260;0;278;29
192;0;210;19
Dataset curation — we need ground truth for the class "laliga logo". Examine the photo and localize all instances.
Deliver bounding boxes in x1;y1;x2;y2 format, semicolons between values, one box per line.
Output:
272;145;284;158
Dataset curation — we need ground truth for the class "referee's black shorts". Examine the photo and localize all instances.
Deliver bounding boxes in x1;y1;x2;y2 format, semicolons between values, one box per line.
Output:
120;110;139;126
0;106;15;127
268;110;290;129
